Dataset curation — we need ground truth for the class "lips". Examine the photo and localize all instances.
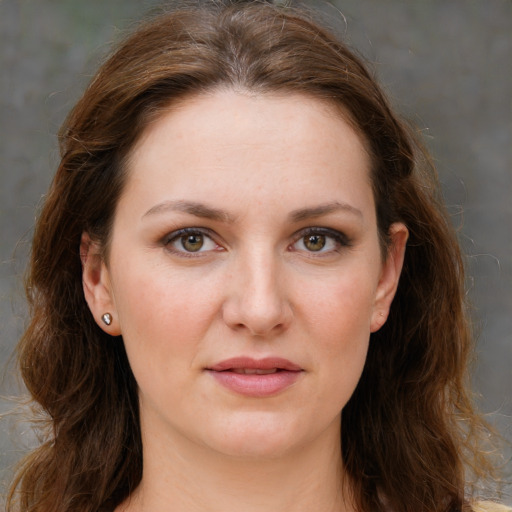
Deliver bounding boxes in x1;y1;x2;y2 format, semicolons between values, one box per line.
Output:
209;357;302;372
207;357;303;397
231;368;277;374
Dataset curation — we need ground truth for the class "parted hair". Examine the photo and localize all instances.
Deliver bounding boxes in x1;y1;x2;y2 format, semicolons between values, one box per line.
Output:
8;1;496;511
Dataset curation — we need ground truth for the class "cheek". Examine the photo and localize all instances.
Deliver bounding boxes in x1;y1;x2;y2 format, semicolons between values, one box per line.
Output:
110;260;223;378
302;268;377;336
113;254;219;325
298;270;375;399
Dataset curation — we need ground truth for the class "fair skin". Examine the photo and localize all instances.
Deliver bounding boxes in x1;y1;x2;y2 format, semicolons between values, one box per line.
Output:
82;90;408;512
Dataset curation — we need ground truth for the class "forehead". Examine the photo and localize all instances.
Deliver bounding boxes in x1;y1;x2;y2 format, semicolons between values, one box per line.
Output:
130;89;369;155
121;90;374;220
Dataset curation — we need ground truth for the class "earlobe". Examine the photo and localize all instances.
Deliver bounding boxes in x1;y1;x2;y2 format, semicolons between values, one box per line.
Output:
370;223;408;333
80;232;121;336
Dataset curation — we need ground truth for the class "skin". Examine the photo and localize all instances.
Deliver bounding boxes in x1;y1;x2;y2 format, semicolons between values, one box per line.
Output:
82;90;408;512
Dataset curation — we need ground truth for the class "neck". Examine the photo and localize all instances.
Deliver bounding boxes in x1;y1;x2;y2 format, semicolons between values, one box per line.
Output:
118;417;355;512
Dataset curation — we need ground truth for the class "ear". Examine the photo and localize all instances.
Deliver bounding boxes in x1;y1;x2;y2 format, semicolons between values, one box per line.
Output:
370;222;408;333
80;232;121;336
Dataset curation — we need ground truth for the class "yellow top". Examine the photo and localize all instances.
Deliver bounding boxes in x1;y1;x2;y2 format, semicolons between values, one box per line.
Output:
473;502;512;512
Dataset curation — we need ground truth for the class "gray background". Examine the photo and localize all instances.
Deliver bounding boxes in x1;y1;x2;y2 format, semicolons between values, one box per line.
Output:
1;0;510;503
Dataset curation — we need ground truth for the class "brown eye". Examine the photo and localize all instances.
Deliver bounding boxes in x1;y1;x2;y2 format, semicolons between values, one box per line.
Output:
181;234;204;252
303;234;326;251
165;228;219;256
291;228;348;254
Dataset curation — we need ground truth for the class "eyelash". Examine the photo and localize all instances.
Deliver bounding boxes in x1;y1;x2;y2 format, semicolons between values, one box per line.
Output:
162;226;351;257
163;227;222;257
291;227;351;255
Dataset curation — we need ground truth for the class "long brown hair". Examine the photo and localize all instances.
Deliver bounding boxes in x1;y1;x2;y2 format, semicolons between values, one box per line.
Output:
8;1;496;511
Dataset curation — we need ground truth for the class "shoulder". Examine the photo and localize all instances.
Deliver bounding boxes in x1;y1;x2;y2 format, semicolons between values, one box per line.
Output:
472;501;512;512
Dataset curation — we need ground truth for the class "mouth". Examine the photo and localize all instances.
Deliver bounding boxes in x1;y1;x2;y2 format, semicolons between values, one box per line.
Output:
230;368;279;375
206;357;303;397
208;356;302;373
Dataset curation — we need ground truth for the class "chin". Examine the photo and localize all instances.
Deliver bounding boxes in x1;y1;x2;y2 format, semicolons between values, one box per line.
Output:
198;411;324;460
209;434;297;460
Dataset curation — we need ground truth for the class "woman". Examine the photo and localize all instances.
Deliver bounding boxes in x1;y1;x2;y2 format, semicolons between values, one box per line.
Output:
7;1;506;511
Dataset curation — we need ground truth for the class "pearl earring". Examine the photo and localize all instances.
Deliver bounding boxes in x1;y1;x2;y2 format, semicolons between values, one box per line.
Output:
101;313;112;326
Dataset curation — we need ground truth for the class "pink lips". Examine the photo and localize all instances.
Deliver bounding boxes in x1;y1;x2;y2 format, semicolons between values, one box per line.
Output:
207;357;303;397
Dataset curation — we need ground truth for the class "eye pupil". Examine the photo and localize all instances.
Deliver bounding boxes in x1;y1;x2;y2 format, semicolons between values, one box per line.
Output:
304;234;326;251
182;234;204;252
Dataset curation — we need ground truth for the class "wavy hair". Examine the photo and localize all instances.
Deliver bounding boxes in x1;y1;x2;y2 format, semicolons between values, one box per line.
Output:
8;1;496;511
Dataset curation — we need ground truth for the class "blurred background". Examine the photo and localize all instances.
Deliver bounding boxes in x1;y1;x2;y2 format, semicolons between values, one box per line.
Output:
1;0;510;503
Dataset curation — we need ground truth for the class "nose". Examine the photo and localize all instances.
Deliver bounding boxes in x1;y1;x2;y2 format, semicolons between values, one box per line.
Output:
222;249;293;337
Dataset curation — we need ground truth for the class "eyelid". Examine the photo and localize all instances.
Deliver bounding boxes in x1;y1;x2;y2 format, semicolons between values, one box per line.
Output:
163;226;213;243
290;226;351;253
162;227;223;256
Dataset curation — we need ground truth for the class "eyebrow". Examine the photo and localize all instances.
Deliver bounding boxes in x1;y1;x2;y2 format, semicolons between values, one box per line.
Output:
289;202;363;222
142;199;362;224
142;200;236;223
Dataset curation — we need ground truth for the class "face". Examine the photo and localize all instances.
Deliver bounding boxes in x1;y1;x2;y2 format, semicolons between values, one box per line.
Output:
83;90;407;460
